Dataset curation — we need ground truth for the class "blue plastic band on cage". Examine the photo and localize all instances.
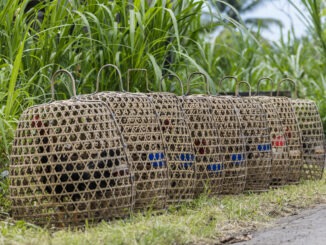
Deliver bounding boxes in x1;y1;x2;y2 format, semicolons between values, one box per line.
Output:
207;163;223;172
231;153;245;165
179;153;195;168
257;144;272;151
149;152;166;168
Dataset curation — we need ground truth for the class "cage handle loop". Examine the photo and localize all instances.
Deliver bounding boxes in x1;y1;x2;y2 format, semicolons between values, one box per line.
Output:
257;77;274;96
235;81;252;97
186;72;209;96
218;76;238;95
96;64;124;93
160;74;184;95
51;69;76;101
277;78;297;98
127;68;148;92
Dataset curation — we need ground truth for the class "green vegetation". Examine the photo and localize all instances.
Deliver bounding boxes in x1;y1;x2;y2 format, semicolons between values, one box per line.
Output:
0;0;326;241
0;0;326;167
0;174;325;244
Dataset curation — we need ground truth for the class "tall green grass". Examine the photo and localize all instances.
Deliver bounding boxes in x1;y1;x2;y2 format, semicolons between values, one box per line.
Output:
288;0;326;127
0;0;326;170
0;0;206;168
191;0;326;129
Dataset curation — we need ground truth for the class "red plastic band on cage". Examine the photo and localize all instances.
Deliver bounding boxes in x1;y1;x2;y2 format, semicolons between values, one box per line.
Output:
254;77;291;187
10;70;134;227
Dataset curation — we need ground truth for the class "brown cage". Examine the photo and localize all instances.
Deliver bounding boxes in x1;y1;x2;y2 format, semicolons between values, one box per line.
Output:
10;70;134;227
291;99;325;180
146;74;195;205
254;78;291;187
179;73;224;197
81;65;168;212
230;81;272;192
208;77;247;194
271;79;304;184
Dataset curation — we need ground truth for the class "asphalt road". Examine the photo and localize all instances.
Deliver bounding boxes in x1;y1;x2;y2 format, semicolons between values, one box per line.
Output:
236;204;326;245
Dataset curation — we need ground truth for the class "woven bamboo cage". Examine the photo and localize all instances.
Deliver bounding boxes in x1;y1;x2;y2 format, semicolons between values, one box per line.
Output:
179;73;224;197
254;78;291;187
81;65;168;212
292;99;325;180
208;77;247;194
10;70;134;227
230;81;272;192
146;74;195;204
269;79;304;184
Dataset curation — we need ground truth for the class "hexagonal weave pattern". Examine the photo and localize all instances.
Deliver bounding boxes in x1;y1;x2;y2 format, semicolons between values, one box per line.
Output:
147;93;195;204
10;100;134;227
208;96;247;194
292;99;325;180
179;95;224;196
269;97;303;184
83;92;168;211
254;97;290;187
230;97;272;191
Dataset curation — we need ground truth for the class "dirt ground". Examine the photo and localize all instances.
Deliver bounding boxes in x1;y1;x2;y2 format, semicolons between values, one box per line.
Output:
235;204;326;245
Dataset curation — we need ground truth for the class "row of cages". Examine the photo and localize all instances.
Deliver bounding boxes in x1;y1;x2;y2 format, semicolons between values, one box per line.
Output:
10;66;326;227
